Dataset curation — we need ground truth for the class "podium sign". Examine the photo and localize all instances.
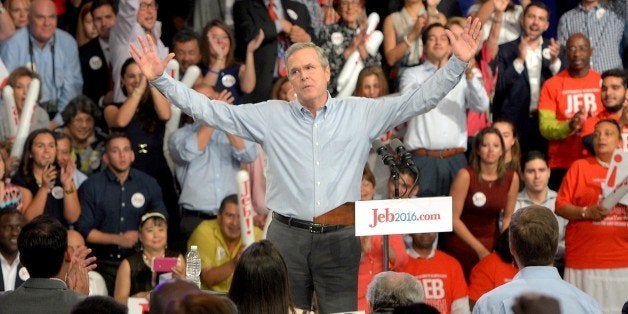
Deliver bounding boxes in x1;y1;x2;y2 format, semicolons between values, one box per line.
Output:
355;197;453;236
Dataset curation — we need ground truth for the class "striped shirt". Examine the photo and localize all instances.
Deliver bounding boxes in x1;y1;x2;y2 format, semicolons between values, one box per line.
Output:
557;3;624;73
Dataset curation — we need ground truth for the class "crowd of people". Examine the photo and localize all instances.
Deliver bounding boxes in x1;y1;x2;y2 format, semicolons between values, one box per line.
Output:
0;0;626;313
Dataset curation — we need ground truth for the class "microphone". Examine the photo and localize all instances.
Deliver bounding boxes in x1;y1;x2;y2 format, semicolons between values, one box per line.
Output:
372;139;400;174
390;138;419;174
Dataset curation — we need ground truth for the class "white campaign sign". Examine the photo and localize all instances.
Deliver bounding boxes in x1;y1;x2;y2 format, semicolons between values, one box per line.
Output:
602;149;628;207
355;197;453;236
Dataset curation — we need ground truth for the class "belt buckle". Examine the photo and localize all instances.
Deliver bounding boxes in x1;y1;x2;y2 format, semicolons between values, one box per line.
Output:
438;150;446;159
308;223;325;234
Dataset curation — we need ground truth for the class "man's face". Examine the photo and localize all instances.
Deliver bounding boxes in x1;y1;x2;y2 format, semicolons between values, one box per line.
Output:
0;214;24;256
287;47;331;108
55;137;72;168
29;0;57;44
424;26;451;63
136;0;157;31
521;6;549;40
566;35;592;73
173;40;202;72
92;4;117;40
411;232;437;250
104;138;134;173
217;203;241;242
66;230;85;258
68;112;95;144
523;158;550;194
601;76;627;113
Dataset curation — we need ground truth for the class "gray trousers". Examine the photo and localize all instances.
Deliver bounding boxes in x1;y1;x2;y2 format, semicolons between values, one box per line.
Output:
267;219;361;313
412;153;468;197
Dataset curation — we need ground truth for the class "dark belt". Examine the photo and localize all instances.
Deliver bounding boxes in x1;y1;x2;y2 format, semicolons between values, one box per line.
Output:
413;147;465;158
182;208;217;220
273;212;343;234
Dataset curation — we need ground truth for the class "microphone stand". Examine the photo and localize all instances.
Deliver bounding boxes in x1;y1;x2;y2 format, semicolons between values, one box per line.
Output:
383;169;399;271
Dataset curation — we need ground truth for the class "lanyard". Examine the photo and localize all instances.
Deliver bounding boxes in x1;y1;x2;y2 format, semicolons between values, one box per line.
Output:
28;30;57;113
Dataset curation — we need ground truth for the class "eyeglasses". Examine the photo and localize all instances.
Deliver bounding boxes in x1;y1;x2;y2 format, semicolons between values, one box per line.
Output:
139;2;158;10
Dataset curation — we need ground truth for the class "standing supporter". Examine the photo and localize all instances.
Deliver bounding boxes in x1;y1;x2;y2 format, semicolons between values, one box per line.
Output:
75;2;97;47
75;132;168;296
558;0;624;72
199;19;263;105
12;129;80;226
0;209;26;291
169;84;257;239
0;153;22;210
444;127;519;279
492;1;562;156
473;206;601;314
492;119;520;171
0;0;83;129
467;0;525;46
129;18;482;312
5;0;29;29
109;0;168;104
232;0;314;103
104;58;179;245
468;229;518;308
515;151;566;264
79;0;117;110
357;166;412;311
187;0;233;33
60;95;107;176
0;67;49;145
172;29;204;78
318;0;382;96
187;195;263;293
556;119;628;313
55;132;88;188
538;33;602;190
581;69;627;153
401;23;489;197
382;0;446;72
399;232;470;314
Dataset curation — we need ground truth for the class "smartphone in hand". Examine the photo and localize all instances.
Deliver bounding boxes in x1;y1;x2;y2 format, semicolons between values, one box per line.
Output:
152;257;178;272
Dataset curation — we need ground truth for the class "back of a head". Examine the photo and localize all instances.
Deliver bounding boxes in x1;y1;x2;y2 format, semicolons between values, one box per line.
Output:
71;296;127;314
168;293;237;314
149;279;201;314
366;271;424;312
18;215;67;278
511;293;560;314
228;240;293;313
509;206;558;267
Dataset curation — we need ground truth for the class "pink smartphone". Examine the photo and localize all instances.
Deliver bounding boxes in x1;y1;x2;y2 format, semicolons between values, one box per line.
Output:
152;257;178;272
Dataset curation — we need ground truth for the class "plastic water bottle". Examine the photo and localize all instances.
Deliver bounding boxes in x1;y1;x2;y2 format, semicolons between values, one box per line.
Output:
186;245;201;288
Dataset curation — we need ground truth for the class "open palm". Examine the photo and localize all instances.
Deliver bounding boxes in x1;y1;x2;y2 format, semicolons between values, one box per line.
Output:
446;17;482;62
129;35;175;81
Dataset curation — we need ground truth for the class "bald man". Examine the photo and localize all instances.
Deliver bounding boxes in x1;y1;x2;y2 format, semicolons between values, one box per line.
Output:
66;230;108;296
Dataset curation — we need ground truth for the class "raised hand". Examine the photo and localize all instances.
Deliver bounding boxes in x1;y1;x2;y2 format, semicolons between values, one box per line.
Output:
129;35;175;81
247;29;265;53
445;16;482;63
65;245;97;295
549;38;560;63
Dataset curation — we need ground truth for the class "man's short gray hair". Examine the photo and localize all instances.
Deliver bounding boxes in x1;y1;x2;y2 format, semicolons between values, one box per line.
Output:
284;42;329;70
366;271;425;311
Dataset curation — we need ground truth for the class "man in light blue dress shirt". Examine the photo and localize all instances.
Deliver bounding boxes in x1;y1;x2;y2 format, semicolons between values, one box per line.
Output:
0;0;83;128
129;18;482;312
473;205;601;314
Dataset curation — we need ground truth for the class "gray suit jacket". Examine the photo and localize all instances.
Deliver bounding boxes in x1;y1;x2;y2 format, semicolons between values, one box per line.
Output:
0;278;84;314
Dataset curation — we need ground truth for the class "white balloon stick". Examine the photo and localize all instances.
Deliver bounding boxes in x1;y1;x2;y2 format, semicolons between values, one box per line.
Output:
181;65;201;88
365;13;380;35
10;78;40;159
236;170;255;247
2;85;19;137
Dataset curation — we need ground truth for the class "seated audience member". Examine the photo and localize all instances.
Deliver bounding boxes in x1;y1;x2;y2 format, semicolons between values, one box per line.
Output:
473;206;601;313
468;228;518;307
358;166;412;311
172;29;205;78
556;119;628;313
0;68;49;145
75;2;98;47
389;302;441;314
228;240;297;314
114;212;185;305
515;151;566;263
0;209;26;291
149;279;202;314
399;232;470;314
188;194;262;292
169;293;238;314
55;133;88;188
4;0;29;29
71;295;128;314
366;271;425;313
76;132;168;295
66;229;108;296
581;69;628;154
0;152;22;210
0;216;95;313
60;95;107;175
12;129;80;226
